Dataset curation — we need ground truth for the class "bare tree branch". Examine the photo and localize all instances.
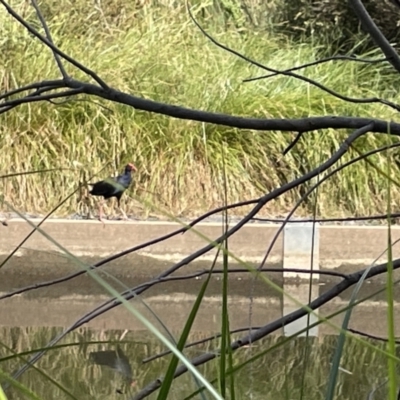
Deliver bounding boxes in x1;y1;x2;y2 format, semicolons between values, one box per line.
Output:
282;131;305;155
2;77;400;135
187;2;400;111
244;54;388;83
131;258;400;400
349;0;400;73
0;0;109;88
0;89;82;113
257;140;400;272
252;213;400;224
56;83;400;134
143;324;400;366
0;79;65;100
185;141;400;237
7;124;373;383
30;0;68;78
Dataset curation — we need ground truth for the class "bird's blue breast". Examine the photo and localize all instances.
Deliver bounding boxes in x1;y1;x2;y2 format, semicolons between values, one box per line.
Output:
115;174;132;189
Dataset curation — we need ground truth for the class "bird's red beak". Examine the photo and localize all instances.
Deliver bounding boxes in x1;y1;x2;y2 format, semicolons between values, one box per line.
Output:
128;163;137;172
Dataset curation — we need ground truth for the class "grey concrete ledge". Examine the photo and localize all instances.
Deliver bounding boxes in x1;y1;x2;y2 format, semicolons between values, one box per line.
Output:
1;218;399;270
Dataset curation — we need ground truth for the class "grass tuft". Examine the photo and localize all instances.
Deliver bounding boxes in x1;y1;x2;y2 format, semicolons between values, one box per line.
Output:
1;1;400;218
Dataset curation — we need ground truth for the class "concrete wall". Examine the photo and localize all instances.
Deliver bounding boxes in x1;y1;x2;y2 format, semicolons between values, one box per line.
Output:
1;219;399;270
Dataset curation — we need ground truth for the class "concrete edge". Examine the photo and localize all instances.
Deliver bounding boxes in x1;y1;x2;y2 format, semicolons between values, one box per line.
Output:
1;218;399;271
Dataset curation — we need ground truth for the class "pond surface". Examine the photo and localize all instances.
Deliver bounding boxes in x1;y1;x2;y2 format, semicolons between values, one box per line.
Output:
0;326;398;400
1;255;400;399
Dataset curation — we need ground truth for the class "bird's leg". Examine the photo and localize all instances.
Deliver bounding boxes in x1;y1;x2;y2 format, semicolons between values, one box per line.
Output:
112;197;118;219
98;199;105;228
84;185;93;220
119;207;128;221
117;199;129;221
84;194;91;220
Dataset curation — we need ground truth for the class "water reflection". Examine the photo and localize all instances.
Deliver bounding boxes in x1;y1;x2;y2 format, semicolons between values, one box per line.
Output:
90;346;136;393
1;326;399;400
89;330;136;394
2;254;400;398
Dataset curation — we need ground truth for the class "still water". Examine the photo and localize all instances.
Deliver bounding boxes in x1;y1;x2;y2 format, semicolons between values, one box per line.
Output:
1;253;400;399
0;327;397;400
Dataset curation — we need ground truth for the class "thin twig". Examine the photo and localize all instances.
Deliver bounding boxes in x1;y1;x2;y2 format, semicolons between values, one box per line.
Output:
0;89;82;113
282;131;304;155
244;55;388;83
348;327;400;344
257;138;400;272
30;0;68;78
252;212;400;224
0;0;109;89
186;2;400;112
0;80;65;100
142;326;263;364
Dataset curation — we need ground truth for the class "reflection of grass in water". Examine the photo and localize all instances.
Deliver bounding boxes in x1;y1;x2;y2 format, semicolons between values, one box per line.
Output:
1;1;400;218
0;326;397;399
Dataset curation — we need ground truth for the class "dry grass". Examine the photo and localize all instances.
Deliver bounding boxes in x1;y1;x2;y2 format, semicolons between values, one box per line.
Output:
1;0;400;219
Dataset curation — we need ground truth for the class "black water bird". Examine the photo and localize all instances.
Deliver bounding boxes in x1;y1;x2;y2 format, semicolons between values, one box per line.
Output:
89;163;137;223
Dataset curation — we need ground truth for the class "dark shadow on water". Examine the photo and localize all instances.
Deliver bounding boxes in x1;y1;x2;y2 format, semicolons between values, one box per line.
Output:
1;254;399;335
1;253;397;302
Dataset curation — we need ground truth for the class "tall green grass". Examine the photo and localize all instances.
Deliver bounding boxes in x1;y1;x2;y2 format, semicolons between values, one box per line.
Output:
1;0;400;218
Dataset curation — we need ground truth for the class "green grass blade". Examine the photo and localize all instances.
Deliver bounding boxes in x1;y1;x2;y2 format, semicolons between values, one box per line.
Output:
0;369;42;400
184;248;400;400
0;380;7;400
156;248;221;400
219;142;234;399
385;140;397;400
6;202;223;400
325;254;386;399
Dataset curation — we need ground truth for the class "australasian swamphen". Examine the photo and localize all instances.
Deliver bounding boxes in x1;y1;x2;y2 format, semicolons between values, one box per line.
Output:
89;163;137;223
